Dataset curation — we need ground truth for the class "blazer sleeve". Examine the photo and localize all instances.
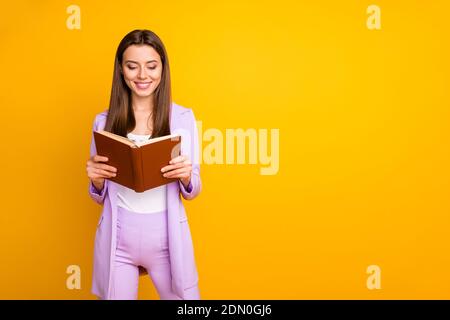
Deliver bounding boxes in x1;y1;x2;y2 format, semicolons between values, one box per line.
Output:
179;109;202;200
88;116;109;205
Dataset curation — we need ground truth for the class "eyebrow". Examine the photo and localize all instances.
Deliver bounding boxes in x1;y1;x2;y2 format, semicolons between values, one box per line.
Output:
124;59;158;64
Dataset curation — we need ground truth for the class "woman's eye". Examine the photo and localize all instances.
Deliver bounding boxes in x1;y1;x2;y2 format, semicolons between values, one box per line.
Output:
126;66;155;70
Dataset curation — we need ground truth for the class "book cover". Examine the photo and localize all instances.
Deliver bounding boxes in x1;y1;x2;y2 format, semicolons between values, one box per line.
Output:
93;130;182;192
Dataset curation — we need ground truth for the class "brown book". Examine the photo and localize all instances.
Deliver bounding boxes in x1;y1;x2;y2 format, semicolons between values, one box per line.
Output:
93;130;182;192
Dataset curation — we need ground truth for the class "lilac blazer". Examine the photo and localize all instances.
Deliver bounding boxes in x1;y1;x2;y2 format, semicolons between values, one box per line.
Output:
88;102;202;300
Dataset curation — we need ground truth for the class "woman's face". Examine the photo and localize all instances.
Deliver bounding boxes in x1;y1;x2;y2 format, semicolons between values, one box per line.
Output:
121;44;163;98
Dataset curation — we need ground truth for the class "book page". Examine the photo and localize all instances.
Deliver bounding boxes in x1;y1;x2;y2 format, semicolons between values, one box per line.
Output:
134;134;181;147
97;130;137;147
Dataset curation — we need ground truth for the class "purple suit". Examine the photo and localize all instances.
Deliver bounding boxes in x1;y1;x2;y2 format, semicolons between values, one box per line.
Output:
88;102;202;299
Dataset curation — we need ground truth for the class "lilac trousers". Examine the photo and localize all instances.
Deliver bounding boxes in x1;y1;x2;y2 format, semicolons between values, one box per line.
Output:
111;205;182;300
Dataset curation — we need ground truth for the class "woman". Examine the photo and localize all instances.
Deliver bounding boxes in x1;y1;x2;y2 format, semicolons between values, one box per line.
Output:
86;29;202;300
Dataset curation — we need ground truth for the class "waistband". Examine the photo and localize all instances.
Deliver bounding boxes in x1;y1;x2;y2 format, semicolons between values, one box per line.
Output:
117;205;168;227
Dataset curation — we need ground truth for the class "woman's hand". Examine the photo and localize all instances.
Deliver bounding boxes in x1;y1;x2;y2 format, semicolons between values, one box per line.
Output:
86;155;117;191
161;155;192;188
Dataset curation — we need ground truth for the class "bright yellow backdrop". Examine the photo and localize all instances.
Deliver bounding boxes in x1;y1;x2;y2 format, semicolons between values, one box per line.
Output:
0;0;449;299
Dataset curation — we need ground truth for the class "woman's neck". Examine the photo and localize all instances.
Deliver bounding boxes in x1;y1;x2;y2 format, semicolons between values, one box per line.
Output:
131;93;154;113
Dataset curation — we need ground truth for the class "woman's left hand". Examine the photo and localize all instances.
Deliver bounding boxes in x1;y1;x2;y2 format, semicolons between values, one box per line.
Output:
161;154;192;188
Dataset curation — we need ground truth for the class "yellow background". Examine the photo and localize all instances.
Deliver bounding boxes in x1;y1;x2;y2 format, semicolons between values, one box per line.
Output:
0;0;449;299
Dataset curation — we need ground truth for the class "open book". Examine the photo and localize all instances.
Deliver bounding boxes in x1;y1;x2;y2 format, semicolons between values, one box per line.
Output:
93;130;182;192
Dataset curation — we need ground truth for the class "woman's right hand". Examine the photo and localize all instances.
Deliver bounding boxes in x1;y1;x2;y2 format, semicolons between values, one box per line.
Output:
86;155;117;191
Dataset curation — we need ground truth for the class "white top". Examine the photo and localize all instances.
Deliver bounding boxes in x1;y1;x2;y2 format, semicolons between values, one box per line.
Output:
116;132;167;214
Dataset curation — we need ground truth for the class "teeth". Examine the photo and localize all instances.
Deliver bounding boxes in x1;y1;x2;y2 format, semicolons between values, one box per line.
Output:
135;82;151;88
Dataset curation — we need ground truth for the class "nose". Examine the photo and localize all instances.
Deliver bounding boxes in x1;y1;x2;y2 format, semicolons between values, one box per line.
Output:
138;67;147;79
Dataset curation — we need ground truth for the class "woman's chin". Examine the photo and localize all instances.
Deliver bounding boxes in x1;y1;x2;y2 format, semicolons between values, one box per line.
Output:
132;89;154;97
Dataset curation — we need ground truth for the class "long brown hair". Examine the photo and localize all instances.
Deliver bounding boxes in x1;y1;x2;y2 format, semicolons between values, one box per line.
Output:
104;29;172;138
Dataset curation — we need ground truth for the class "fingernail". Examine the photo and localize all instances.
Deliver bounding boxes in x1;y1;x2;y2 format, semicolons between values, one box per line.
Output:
161;168;164;172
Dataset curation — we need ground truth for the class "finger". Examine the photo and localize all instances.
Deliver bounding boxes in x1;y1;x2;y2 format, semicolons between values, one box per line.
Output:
88;167;107;178
162;159;191;172
96;163;117;173
169;155;188;164
164;170;190;179
87;160;116;173
163;167;191;178
161;162;185;173
93;155;109;162
92;167;116;178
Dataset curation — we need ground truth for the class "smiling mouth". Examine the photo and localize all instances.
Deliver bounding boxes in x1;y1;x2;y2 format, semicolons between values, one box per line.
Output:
134;81;152;89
